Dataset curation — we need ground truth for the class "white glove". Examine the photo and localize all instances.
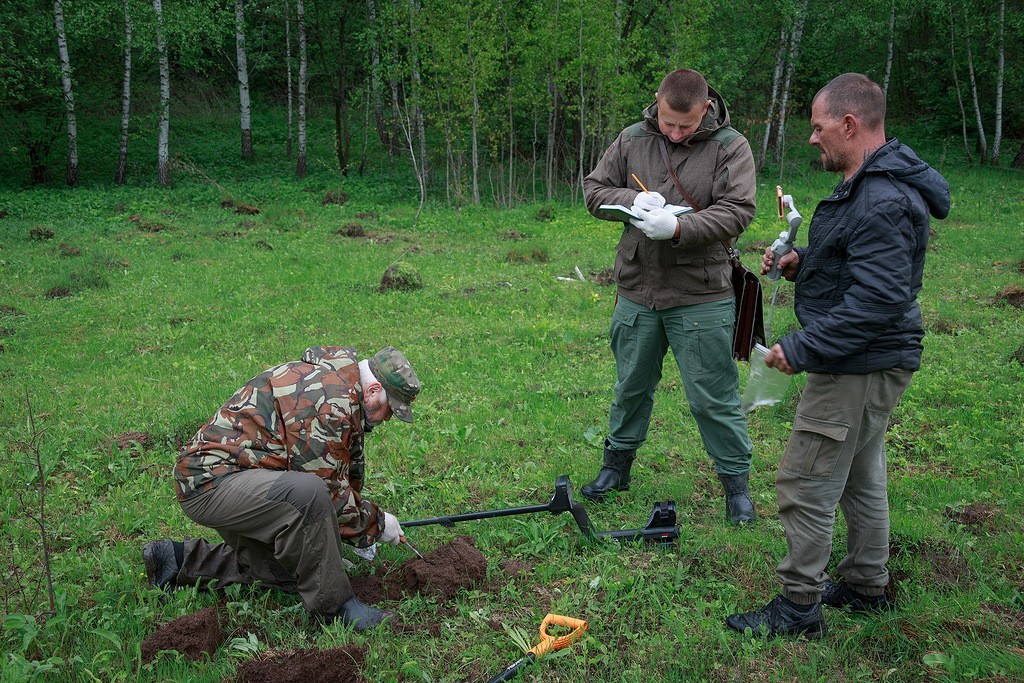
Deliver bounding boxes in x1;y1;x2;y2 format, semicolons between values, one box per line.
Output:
631;191;666;212
630;207;679;240
352;544;378;562
379;511;404;547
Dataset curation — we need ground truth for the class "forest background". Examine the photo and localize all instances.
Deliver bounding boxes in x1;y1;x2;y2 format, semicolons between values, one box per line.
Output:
2;0;1024;682
0;0;1020;196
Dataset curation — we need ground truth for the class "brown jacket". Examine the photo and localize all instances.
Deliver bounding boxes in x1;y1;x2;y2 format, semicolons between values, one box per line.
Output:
583;88;756;309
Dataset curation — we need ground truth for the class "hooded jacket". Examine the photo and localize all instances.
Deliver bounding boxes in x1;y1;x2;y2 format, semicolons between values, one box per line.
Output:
174;346;384;547
583;87;757;310
780;139;951;374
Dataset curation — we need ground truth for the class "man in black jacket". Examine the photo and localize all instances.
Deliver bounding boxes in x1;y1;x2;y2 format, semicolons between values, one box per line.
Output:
726;73;950;638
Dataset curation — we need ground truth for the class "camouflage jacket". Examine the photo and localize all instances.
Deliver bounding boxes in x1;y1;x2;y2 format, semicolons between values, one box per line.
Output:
174;346;383;547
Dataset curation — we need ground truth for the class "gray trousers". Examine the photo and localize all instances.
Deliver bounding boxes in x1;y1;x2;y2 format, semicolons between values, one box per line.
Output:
776;369;913;604
177;469;353;615
608;296;753;475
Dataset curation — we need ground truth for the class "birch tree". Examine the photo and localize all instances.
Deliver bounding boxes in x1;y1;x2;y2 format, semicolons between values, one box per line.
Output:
947;3;973;164
116;0;133;184
284;0;293;159
882;0;895;98
53;0;78;186
295;0;307;178
773;0;806;164
963;13;988;163
235;0;254;161
758;26;786;171
991;0;1004;165
152;0;171;186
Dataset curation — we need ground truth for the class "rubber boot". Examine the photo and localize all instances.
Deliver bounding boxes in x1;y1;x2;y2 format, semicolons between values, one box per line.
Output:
718;472;757;524
581;441;636;502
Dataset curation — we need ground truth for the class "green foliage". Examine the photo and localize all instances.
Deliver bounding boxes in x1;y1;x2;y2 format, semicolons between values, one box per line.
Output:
0;152;1021;681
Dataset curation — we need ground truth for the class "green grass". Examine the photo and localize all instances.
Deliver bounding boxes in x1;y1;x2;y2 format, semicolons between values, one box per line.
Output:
1;149;1023;682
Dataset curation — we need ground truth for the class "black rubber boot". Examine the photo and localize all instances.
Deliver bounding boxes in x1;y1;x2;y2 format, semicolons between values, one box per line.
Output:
718;472;757;524
143;540;180;590
332;596;394;632
580;441;636;502
726;594;826;639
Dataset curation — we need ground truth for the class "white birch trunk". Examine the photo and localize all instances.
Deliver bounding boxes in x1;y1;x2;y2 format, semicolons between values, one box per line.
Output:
296;0;307;178
153;0;171;187
759;26;785;171
116;0;133;185
284;0;293;159
366;0;388;148
576;9;585;202
53;0;77;186
471;77;480;204
964;25;988;163
235;0;253;161
882;1;895;99
410;0;427;190
774;0;806;164
947;3;973;164
992;0;1004;165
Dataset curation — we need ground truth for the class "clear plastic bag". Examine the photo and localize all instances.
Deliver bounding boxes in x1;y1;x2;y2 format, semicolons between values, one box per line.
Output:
740;343;792;414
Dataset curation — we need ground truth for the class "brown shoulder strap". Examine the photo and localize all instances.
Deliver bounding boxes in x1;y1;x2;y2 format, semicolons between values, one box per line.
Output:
657;137;703;212
657;137;738;264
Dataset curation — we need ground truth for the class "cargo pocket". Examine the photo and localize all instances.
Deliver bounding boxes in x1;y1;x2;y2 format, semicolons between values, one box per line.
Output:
780;414;850;480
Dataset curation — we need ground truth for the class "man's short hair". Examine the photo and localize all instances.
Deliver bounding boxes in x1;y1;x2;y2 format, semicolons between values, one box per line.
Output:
814;73;886;131
657;69;709;113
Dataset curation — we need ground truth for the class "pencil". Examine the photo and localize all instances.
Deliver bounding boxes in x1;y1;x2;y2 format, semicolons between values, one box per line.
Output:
631;173;649;193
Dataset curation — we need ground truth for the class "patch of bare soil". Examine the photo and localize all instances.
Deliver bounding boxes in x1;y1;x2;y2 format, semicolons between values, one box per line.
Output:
235;645;365;683
591;268;614;286
337;223;366;237
402;535;488;600
349;535;488;606
944;503;997;532
322;190;348;206
982;603;1024;631
105;430;152;454
892;538;970;589
235;204;260;215
498;229;525;240
995;284;1024;309
1012;344;1024;366
141;605;225;663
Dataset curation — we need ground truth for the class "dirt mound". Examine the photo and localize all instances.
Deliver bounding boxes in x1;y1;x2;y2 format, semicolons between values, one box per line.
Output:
996;284;1024;309
402;535;488;601
349;535;487;604
235;645;365;683
141;605;224;663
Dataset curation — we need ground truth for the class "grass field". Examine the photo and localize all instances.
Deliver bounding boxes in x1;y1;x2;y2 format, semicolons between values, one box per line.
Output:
1;141;1023;682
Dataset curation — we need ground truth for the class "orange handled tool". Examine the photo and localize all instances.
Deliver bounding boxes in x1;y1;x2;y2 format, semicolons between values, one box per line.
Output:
487;614;588;683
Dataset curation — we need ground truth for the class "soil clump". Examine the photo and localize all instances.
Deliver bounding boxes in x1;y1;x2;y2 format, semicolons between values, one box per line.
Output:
235;645;366;683
141;605;224;663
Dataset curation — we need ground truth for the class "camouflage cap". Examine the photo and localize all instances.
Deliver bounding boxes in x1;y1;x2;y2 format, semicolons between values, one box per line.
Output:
367;346;421;423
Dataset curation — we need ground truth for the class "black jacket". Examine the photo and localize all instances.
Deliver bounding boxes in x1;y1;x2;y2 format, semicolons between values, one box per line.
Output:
780;139;951;374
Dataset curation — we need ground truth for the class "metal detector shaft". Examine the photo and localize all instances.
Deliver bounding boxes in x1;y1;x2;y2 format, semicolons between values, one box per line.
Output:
403;475;679;545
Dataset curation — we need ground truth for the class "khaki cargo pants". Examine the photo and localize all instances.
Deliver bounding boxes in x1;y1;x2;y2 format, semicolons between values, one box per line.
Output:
776;369;913;604
177;469;354;616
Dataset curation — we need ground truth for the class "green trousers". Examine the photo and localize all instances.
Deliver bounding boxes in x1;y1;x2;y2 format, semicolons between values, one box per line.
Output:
607;296;753;476
178;469;354;615
776;369;913;604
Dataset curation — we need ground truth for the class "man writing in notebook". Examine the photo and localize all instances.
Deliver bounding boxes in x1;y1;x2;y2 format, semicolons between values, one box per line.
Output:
581;68;758;524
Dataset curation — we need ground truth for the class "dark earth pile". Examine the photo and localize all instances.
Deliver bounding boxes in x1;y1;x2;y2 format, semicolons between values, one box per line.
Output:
235;645;365;683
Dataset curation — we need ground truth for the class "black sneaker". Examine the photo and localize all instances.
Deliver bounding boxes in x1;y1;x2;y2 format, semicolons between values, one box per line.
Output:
726;594;826;639
142;540;179;590
821;580;892;612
